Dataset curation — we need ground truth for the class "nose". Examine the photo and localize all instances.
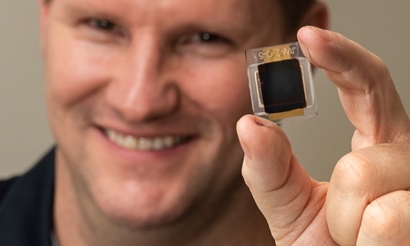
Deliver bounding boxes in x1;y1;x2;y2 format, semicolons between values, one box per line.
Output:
106;31;179;122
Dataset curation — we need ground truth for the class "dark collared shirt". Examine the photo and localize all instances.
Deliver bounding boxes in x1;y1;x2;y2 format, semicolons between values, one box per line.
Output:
0;149;55;246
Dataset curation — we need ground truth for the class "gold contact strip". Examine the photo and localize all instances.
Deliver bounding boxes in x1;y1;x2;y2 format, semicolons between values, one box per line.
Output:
262;44;293;63
268;108;305;121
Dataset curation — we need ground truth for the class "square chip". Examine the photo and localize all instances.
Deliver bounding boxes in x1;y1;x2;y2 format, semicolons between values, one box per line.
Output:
245;42;317;122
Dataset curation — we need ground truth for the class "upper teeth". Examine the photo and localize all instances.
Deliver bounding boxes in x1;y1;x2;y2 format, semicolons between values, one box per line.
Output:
105;129;184;151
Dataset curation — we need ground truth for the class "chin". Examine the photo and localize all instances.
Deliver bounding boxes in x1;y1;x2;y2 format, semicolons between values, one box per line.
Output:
100;197;192;229
90;176;198;229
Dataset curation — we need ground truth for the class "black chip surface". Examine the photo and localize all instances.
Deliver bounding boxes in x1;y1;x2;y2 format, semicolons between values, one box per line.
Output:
258;59;307;114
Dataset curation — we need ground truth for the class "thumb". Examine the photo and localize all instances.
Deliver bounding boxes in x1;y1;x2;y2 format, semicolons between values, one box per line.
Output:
237;115;316;243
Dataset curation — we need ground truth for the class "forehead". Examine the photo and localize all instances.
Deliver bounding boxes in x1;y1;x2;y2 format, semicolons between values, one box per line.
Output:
52;0;285;44
64;0;281;16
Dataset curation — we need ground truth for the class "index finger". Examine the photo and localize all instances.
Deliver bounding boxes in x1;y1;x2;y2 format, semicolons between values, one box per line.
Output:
297;26;410;149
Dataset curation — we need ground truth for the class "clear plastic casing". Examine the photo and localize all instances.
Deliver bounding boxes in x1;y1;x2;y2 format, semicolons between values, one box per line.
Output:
245;42;318;123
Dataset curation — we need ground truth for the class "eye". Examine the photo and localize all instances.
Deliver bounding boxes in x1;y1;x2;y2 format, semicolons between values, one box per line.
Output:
176;31;234;58
89;19;115;30
193;32;224;43
180;32;227;45
78;17;127;43
85;18;124;36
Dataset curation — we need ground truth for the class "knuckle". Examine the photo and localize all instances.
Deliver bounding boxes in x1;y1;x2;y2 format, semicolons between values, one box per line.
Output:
358;52;392;94
372;55;390;77
367;53;391;86
332;152;376;194
361;197;406;241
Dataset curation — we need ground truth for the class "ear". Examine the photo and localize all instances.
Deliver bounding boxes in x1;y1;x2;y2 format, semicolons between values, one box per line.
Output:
297;2;328;73
283;2;329;42
38;0;51;57
300;1;329;30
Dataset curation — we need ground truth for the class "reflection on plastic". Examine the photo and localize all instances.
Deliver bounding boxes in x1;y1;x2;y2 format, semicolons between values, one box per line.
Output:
245;42;318;122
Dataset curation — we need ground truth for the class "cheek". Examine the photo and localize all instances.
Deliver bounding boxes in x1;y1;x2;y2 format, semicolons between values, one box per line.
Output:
183;55;253;125
44;37;112;110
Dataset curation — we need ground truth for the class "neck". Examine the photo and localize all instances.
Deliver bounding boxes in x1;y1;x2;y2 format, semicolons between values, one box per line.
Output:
54;157;274;246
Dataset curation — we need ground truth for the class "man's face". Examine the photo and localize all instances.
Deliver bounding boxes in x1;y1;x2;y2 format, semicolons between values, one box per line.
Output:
41;0;286;226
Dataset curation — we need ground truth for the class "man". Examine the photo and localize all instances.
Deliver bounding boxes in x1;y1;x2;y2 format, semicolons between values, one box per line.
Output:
1;0;409;245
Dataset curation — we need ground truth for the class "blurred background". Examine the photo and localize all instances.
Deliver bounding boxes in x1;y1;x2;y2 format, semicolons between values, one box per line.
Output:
1;1;409;180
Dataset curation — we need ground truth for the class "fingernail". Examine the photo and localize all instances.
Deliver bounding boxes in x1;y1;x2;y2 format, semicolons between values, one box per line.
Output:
256;121;265;126
309;26;331;42
256;118;277;127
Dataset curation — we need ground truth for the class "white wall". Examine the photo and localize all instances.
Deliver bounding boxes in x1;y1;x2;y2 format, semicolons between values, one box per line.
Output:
0;1;52;177
283;1;410;180
1;1;409;180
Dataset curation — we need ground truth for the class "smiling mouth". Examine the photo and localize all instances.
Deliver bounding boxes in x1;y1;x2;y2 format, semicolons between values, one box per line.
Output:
104;129;190;151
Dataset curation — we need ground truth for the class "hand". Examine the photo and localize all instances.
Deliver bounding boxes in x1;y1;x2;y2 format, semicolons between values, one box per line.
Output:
237;26;410;245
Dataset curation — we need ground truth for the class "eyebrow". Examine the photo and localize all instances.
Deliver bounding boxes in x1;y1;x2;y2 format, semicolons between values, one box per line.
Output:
56;0;122;23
